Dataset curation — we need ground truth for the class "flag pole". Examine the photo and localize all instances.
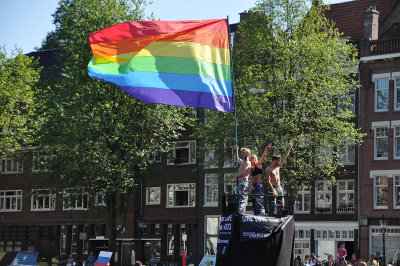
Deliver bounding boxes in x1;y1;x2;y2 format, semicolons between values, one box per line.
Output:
227;17;239;213
227;16;238;172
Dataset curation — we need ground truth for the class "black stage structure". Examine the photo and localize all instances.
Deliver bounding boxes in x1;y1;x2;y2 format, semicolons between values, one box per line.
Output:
216;193;295;266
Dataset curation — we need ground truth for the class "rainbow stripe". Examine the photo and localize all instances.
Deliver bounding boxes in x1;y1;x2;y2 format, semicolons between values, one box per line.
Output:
88;19;233;112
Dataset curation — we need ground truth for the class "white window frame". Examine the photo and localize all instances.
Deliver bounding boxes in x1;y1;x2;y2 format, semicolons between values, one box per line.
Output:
204;215;221;256
394;176;400;209
315;181;332;214
95;191;107;206
32;149;54;173
372;121;390;160
166;183;196;208
180;224;187;254
392;120;400;160
373;73;390;112
0;190;22;212
393;72;400;111
62;188;89;210
294;240;310;262
146;187;161;205
204;143;217;169
338;143;355;165
373;175;388;209
223;139;234;168
336;180;355;213
149;152;161;164
223;173;236;194
31;189;56;211
204;173;218;207
167;224;174;255
0;157;23;174
294;186;311;214
167;141;196;165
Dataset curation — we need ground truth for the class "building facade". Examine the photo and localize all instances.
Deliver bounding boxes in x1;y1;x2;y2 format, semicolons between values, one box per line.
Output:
326;0;400;262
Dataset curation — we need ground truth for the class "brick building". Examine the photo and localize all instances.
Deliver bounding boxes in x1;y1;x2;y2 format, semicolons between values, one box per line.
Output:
2;1;400;264
0;50;137;265
326;0;400;262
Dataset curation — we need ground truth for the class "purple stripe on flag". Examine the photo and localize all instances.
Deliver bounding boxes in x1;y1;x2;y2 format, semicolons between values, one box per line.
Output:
94;262;108;266
120;86;233;112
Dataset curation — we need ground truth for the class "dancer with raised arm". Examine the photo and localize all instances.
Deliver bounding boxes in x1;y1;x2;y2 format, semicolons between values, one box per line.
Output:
234;145;252;213
250;143;272;215
266;142;293;215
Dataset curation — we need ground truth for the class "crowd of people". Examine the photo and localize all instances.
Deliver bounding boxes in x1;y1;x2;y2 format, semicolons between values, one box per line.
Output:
294;249;397;266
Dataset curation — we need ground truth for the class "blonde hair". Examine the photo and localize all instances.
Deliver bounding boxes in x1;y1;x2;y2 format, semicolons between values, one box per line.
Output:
240;147;251;156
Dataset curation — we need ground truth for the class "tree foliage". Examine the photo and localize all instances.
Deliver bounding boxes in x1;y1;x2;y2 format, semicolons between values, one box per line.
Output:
0;48;41;156
198;0;364;193
37;0;193;257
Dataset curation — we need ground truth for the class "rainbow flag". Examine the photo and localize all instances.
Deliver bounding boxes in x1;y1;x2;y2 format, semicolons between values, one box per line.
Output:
88;19;233;112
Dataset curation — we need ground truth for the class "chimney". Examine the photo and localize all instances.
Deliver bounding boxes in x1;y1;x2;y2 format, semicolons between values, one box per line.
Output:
363;6;379;40
239;11;250;22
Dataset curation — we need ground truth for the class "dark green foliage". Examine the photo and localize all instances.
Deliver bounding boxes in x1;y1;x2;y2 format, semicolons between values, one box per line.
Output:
197;0;364;194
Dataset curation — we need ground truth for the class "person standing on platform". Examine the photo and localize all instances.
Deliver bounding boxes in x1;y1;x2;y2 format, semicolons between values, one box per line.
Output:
266;142;293;215
234;145;252;213
249;143;272;215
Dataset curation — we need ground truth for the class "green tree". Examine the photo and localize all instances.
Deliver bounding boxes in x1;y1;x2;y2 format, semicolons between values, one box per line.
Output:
37;0;193;260
0;48;41;157
198;0;364;193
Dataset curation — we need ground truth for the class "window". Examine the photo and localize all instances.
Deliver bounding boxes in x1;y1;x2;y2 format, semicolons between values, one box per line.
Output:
294;186;310;214
374;176;388;209
394;76;400;111
204;143;217;168
224;173;236;194
223;139;233;168
0;190;22;212
337;180;354;213
374;126;389;160
394;176;400;209
149;152;161;163
95;192;107;206
180;224;187;254
294;241;310;262
348;90;355;113
167;184;195;207
338;143;355;165
394;126;400;160
374;77;389;112
371;226;400;262
32;149;54;172
167;224;174;255
63;188;89;210
205;216;220;255
0;157;23;174
204;174;218;206
316;146;332;166
167;141;196;165
31;189;56;211
295;230;311;240
146;187;161;205
315;181;332;214
155;224;160;235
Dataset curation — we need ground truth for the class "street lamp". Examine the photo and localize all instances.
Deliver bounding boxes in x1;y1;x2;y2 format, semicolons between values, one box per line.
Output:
379;215;387;265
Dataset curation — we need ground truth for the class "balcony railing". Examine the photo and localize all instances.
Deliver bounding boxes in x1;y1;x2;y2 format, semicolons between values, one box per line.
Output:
336;206;354;213
370;38;400;56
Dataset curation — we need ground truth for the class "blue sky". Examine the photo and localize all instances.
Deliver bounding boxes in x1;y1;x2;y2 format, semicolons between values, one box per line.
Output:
0;0;349;55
